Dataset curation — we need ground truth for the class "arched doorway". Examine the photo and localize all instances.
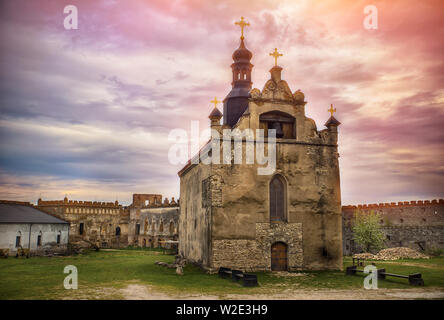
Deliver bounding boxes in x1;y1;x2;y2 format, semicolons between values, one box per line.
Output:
271;242;288;271
142;238;146;248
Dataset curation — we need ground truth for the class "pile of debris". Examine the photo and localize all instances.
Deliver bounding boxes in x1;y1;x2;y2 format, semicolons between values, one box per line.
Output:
353;247;429;261
352;252;376;260
155;255;187;275
374;247;429;260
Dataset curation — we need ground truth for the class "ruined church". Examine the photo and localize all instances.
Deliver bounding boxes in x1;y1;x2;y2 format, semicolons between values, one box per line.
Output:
178;18;343;272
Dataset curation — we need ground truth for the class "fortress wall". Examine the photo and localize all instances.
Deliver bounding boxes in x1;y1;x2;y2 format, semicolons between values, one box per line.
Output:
342;199;444;255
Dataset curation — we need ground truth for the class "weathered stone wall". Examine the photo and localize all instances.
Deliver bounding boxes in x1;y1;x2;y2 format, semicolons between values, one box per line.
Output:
178;163;212;267
129;204;179;248
132;194;163;207
37;197;129;248
0;223;69;255
209;136;342;270
342;200;444;255
343;200;444;227
212;223;303;271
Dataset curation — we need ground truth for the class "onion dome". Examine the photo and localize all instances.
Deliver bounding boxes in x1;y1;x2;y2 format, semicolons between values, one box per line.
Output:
232;39;253;62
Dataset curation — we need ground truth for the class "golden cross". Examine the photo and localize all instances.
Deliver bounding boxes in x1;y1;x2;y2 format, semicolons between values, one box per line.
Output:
328;104;336;116
210;97;221;108
235;16;250;40
269;48;283;66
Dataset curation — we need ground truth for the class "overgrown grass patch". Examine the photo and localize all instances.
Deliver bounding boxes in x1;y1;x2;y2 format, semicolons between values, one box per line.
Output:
0;251;443;299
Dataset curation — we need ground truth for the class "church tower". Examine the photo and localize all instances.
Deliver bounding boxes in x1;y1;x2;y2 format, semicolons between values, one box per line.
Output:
223;17;253;127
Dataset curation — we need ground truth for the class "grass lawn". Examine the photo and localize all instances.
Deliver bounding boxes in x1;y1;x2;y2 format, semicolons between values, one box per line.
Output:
0;249;443;299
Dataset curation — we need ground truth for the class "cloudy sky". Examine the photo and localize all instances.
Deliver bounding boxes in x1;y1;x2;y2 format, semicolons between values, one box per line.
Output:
0;0;443;205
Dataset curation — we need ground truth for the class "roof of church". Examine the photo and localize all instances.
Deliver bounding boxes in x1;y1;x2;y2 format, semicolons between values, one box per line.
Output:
0;202;68;224
209;107;223;118
325;116;341;127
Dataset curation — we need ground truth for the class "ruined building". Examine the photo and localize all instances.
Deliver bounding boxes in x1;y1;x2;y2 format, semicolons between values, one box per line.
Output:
178;20;342;272
128;194;179;249
342;199;444;255
37;196;129;248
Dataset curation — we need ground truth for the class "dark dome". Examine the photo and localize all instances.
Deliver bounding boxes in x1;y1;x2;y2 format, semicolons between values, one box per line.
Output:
232;39;252;61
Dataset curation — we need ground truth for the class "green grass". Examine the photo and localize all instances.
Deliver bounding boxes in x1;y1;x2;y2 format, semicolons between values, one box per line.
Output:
0;250;443;299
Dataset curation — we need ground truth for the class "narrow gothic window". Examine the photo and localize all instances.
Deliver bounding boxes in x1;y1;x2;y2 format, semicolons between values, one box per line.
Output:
270;175;286;222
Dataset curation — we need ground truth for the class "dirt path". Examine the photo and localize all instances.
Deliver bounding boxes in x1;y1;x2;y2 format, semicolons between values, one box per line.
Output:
118;284;444;300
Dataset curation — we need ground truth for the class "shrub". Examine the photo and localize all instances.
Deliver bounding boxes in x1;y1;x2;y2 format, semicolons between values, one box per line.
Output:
352;210;386;253
426;246;443;257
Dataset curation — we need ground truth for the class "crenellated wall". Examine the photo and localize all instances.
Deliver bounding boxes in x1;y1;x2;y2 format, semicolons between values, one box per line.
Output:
342;199;444;255
36;197;129;248
131;194;179;208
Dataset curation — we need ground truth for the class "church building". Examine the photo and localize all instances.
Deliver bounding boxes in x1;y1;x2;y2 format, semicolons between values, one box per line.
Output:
178;18;342;271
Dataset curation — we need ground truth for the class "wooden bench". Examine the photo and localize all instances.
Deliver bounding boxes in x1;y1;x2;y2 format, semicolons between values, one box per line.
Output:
346;265;424;286
218;267;258;287
218;267;232;279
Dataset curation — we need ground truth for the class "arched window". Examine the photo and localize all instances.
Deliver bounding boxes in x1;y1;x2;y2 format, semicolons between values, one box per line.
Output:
116;226;121;236
16;231;22;248
56;231;61;244
169;222;174;234
37;231;42;246
259;111;296;139
159;221;164;232
269;175;286;222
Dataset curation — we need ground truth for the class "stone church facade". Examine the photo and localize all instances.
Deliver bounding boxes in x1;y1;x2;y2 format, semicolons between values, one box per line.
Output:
178;26;342;272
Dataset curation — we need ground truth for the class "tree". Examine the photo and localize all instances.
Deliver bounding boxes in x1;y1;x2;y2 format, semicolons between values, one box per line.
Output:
352;210;385;253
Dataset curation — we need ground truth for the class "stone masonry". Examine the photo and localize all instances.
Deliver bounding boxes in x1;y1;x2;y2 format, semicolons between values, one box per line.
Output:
342;199;444;254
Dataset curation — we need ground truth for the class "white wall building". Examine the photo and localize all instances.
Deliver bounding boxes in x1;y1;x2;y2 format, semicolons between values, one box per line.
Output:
0;201;69;255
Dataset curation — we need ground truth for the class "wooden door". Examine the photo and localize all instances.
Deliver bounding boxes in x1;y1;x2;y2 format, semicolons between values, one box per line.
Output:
271;242;287;271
